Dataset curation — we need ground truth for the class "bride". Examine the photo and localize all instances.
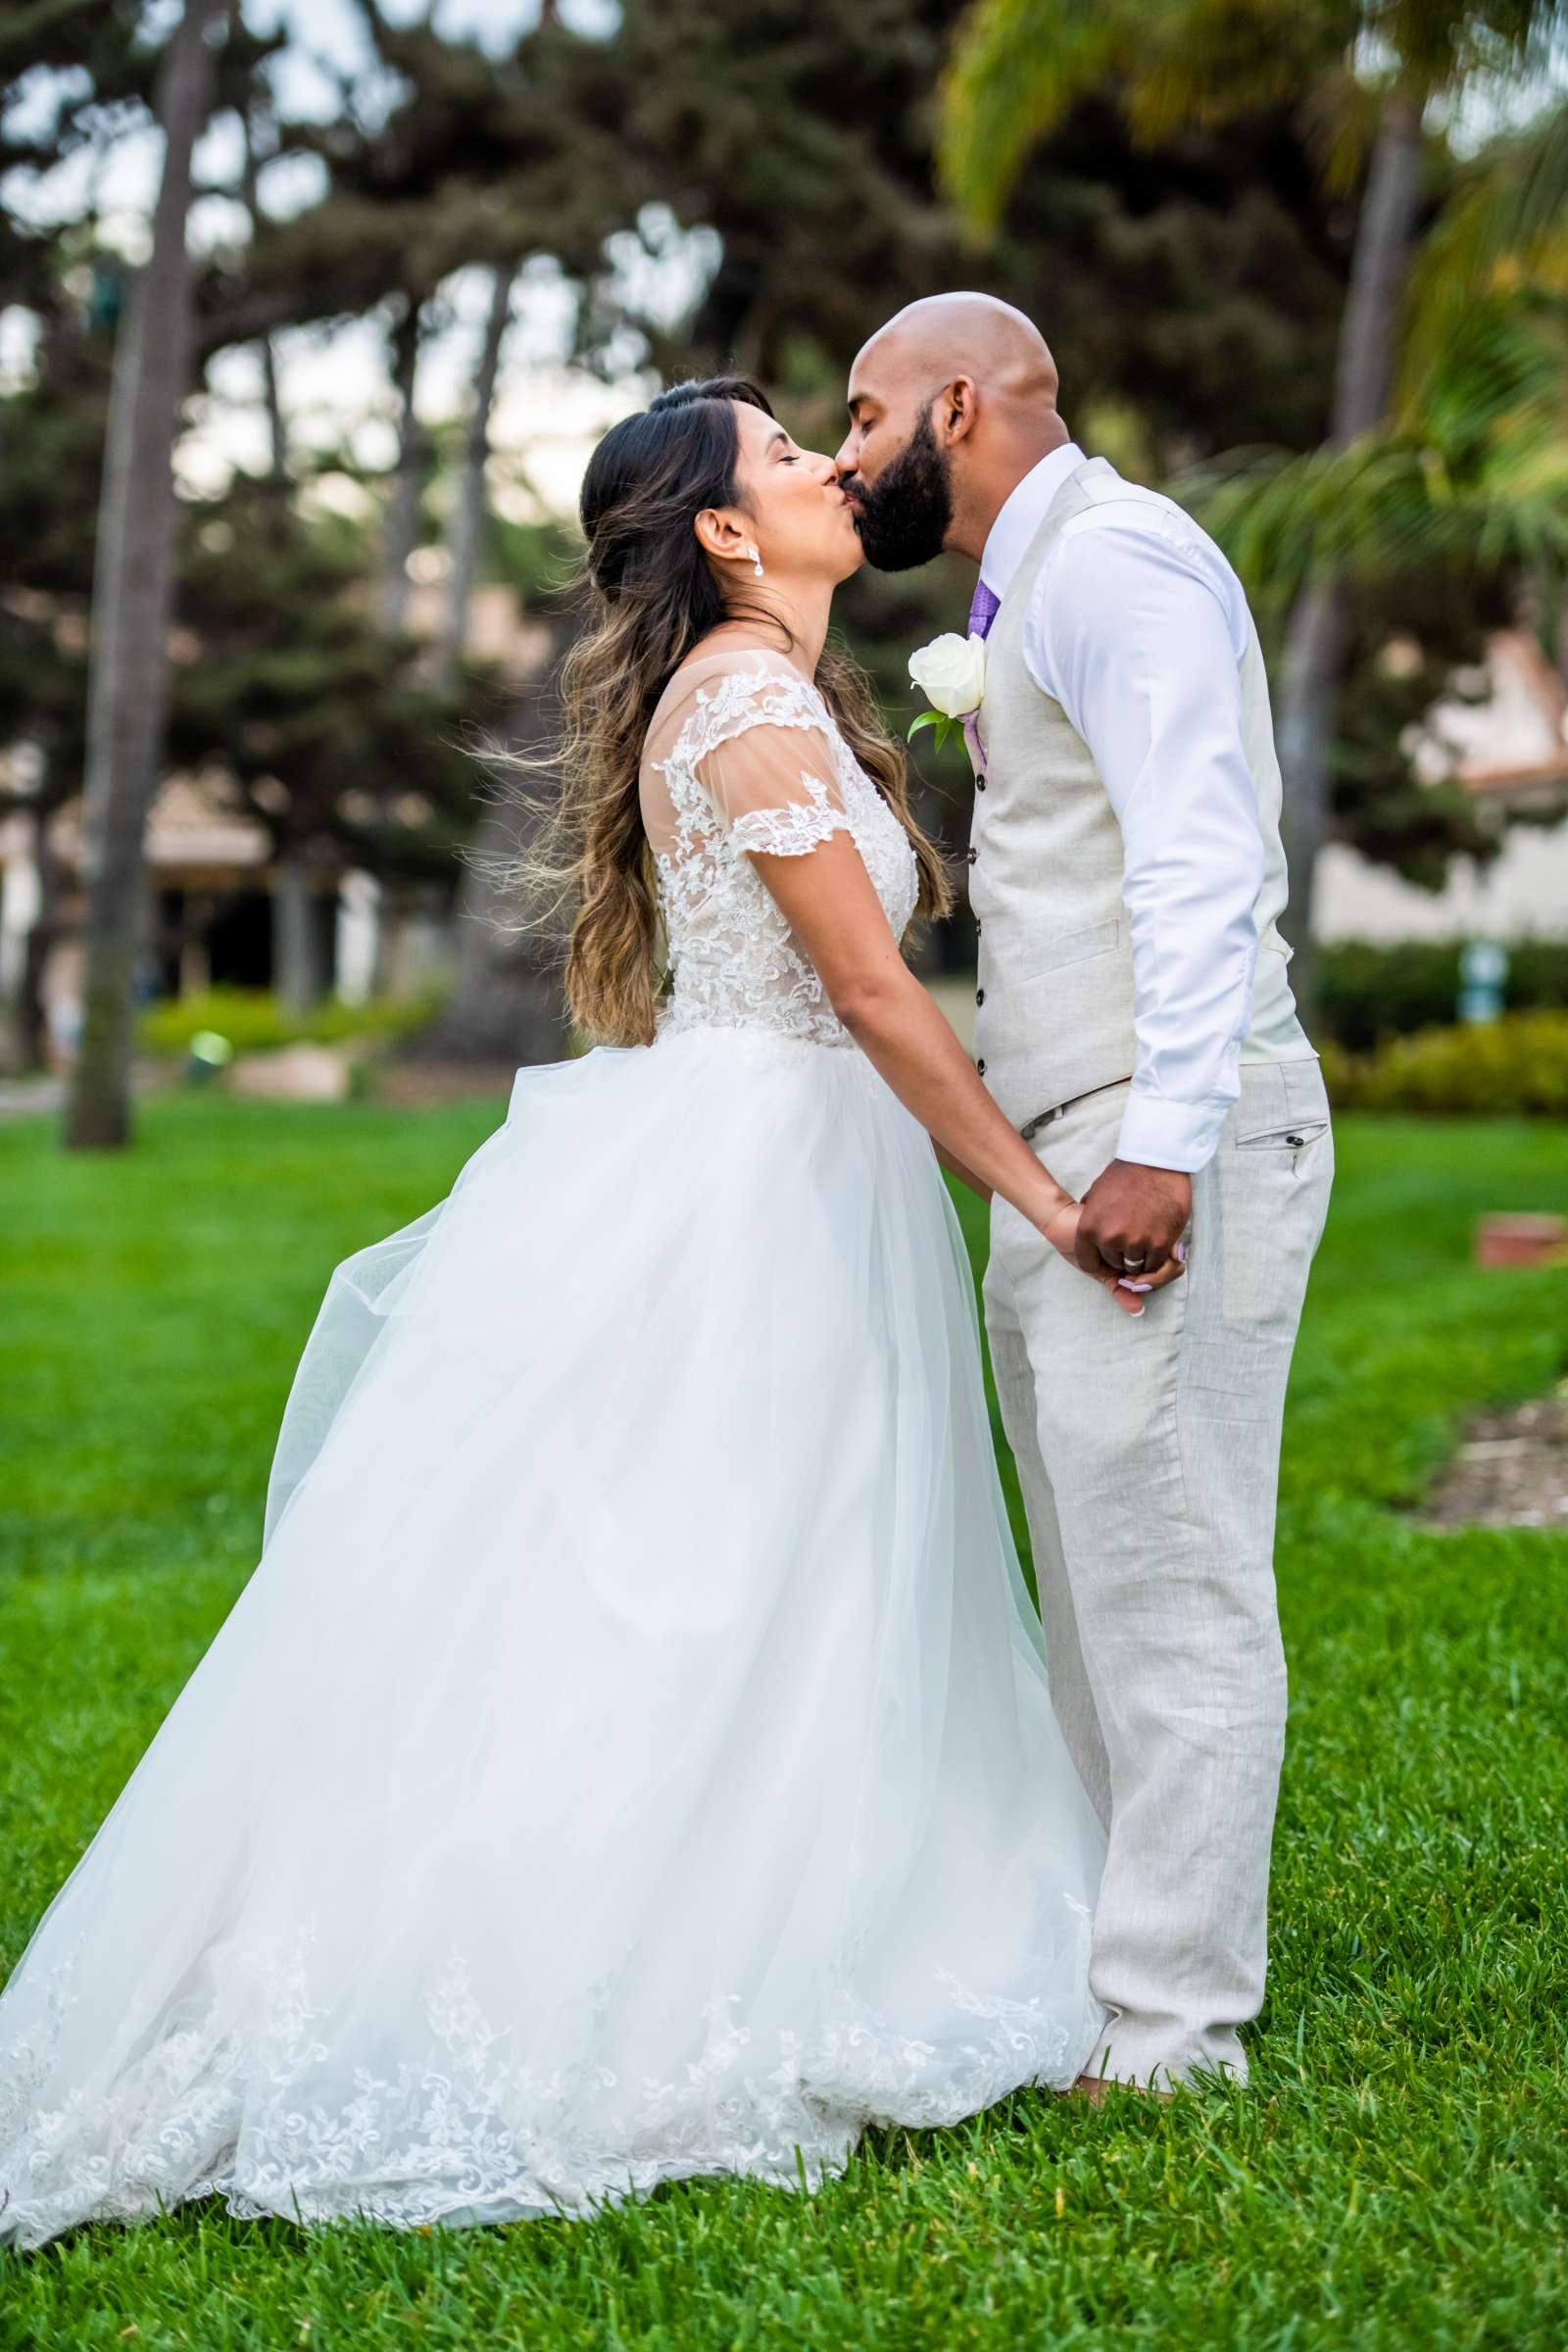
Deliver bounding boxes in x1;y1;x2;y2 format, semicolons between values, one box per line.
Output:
0;377;1177;2247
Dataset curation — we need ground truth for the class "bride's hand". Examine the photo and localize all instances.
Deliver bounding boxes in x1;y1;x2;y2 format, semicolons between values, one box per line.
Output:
1039;1200;1181;1317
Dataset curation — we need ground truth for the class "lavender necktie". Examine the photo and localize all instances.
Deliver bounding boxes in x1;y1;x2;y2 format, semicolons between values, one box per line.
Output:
963;580;999;769
967;579;1000;641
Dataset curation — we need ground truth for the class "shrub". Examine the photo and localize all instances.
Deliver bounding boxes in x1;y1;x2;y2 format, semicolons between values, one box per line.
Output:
1323;1009;1568;1117
1317;938;1568;1054
138;987;445;1057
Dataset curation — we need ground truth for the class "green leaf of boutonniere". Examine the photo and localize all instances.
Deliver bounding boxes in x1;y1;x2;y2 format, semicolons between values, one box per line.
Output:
907;709;961;753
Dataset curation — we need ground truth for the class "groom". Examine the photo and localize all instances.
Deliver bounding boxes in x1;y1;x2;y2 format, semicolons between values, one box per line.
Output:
838;293;1333;2095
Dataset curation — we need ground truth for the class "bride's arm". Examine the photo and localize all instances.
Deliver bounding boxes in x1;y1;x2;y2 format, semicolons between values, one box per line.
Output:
932;1142;993;1203
748;834;1178;1309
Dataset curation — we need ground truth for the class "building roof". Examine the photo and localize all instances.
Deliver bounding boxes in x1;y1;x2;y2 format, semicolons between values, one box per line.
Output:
1411;631;1568;809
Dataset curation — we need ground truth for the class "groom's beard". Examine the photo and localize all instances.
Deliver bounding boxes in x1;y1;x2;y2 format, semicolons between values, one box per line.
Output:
845;413;954;571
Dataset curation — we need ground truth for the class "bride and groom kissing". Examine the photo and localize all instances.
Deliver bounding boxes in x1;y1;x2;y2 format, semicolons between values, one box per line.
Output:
0;293;1332;2246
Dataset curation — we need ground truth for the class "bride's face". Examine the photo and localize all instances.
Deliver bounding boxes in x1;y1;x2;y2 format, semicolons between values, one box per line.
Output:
725;401;864;586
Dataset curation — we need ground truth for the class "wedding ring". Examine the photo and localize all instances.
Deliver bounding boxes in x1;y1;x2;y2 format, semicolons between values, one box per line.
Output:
1121;1253;1147;1272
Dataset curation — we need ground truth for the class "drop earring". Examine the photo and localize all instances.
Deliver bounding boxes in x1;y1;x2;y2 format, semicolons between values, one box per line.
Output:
748;546;764;578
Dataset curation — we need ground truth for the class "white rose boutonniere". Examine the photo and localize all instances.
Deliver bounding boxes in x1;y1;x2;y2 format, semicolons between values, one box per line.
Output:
906;632;986;752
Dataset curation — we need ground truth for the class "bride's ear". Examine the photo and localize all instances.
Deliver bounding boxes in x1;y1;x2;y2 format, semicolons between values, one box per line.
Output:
694;506;751;568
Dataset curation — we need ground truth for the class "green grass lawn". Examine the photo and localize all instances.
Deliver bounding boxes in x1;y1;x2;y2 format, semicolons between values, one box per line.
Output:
2;1095;1565;2349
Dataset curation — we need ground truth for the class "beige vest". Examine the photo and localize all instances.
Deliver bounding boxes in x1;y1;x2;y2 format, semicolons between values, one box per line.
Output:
970;456;1310;1132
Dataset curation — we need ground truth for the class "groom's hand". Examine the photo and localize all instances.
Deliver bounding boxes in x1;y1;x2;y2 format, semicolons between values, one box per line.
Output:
1076;1160;1191;1287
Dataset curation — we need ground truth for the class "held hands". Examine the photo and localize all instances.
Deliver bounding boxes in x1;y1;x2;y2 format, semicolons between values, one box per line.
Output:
1029;1160;1189;1317
1038;1200;1173;1318
1076;1159;1191;1297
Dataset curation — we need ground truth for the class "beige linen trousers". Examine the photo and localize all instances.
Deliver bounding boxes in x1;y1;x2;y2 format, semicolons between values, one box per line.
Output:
985;1064;1333;2086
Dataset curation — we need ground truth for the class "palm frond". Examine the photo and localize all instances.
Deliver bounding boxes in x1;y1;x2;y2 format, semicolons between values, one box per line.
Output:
939;0;1355;230
1403;89;1568;390
939;0;1136;233
1121;0;1352;143
1179;292;1568;602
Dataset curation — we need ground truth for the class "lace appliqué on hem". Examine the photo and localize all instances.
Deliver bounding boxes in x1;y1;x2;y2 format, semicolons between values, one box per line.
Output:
0;1911;1102;2242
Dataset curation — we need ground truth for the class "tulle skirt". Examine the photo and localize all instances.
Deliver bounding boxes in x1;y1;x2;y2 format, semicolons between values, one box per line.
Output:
0;1026;1105;2245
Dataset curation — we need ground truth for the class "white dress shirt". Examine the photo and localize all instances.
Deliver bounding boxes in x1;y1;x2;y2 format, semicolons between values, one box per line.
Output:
980;442;1269;1176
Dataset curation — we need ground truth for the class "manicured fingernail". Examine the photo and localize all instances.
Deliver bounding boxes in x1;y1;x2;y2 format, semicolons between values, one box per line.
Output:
1118;1278;1152;1294
1175;1242;1187;1264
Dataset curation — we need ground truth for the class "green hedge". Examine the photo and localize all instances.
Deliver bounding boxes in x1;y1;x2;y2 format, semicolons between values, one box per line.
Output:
1317;938;1568;1053
138;987;445;1057
1322;1009;1568;1117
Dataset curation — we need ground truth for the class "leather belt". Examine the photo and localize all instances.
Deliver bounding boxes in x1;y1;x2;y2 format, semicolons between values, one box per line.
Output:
1019;1072;1136;1142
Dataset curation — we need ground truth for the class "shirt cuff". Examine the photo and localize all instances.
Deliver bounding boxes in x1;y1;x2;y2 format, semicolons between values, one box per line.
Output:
1115;1091;1229;1175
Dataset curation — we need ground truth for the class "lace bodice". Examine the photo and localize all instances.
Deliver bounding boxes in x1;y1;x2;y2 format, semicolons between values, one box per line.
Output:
640;648;918;1048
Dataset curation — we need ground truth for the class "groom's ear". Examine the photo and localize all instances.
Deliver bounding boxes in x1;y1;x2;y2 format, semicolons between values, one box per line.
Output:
934;376;979;448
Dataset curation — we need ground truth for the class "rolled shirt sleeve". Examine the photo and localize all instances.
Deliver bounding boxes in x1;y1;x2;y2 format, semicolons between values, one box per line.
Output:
1023;511;1267;1175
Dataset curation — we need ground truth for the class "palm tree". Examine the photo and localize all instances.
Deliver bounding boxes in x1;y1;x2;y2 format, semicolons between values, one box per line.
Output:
940;0;1568;1014
1181;290;1568;612
1403;84;1568;396
1182;87;1568;804
1182;293;1568;902
66;0;232;1150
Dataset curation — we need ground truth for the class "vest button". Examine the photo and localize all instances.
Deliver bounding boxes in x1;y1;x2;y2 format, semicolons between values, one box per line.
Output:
966;846;977;865
975;987;985;1006
976;1057;987;1076
976;775;987;791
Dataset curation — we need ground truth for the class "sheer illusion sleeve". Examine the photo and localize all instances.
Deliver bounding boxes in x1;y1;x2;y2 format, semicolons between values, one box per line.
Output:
645;650;852;861
705;715;850;860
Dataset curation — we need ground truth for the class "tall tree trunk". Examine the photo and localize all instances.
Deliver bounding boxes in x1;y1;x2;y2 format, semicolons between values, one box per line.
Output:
243;90;320;1015
1;785;66;1076
65;0;229;1150
19;795;69;1072
410;264;566;1068
272;855;324;1015
405;648;570;1069
240;94;287;480
1276;84;1425;1023
439;260;516;689
376;302;427;636
416;799;571;1067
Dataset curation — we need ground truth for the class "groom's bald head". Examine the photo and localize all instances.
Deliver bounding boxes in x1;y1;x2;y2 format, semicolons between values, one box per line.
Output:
838;293;1068;567
859;293;1059;411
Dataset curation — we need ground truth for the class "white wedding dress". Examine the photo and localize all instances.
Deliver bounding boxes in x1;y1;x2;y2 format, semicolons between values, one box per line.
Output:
0;647;1106;2247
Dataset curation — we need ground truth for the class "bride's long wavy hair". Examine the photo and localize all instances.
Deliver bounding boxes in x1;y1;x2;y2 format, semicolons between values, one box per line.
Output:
498;375;952;1049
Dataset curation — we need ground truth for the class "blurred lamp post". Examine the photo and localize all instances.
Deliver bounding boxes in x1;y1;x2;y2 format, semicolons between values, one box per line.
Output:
1458;939;1508;1025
